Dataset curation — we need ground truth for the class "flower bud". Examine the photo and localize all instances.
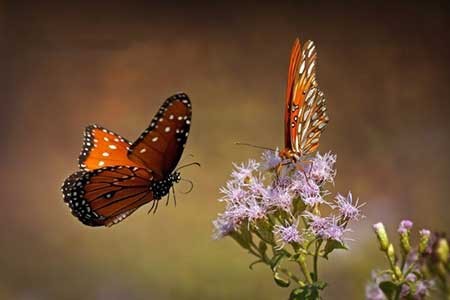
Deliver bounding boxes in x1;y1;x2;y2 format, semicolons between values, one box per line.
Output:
387;243;396;265
418;229;431;254
436;238;449;264
373;222;389;251
398;220;412;255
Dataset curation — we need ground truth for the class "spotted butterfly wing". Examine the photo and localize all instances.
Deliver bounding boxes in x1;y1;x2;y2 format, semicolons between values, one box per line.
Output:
292;86;328;154
284;38;328;158
62;166;154;227
79;125;140;171
128;93;192;179
62;92;192;227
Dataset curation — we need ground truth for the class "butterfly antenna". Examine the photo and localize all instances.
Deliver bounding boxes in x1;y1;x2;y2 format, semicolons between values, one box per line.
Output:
180;178;194;194
235;142;276;152
176;162;201;172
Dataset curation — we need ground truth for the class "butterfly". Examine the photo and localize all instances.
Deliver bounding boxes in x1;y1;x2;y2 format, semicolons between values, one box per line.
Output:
61;93;193;227
279;38;329;162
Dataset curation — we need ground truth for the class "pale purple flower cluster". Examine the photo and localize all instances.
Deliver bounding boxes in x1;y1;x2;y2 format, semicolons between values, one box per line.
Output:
366;271;434;300
303;212;347;243
365;272;390;300
213;150;363;246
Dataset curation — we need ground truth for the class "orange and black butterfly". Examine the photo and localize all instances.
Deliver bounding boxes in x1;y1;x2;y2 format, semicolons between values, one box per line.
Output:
61;93;193;227
280;38;329;161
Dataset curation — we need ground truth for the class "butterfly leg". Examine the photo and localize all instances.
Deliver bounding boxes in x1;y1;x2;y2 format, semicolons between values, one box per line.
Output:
172;186;177;207
153;199;160;214
148;200;157;214
165;192;170;206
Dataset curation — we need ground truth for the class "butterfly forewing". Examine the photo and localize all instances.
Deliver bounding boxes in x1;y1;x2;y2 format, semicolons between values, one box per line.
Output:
62;166;154;227
285;38;301;149
79;125;141;171
128;93;192;179
284;38;327;157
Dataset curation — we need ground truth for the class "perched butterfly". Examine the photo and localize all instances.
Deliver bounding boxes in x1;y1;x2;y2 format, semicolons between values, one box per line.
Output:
279;38;329;161
61;93;193;227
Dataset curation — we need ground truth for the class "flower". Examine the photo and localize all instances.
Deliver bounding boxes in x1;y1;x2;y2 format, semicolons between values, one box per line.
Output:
365;271;388;300
303;212;347;243
219;180;247;204
212;211;239;239
261;149;282;170
398;220;413;234
244;196;267;222
230;160;260;182
273;219;303;246
290;171;329;207
262;186;292;212
305;152;336;184
365;283;386;300
334;192;365;221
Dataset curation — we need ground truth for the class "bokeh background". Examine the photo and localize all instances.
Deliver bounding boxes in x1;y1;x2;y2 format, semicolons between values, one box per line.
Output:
1;1;450;299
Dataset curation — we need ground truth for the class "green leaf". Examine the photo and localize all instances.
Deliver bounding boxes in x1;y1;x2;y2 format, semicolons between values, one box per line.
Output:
258;240;267;256
289;282;326;300
248;259;264;270
292;197;306;216
273;272;290;288
255;220;274;244
270;253;285;271
229;231;249;249
379;281;399;299
323;240;347;259
240;223;252;244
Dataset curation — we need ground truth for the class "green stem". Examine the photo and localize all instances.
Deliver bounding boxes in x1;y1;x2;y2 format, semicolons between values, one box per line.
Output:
313;240;323;281
298;255;313;284
278;267;305;287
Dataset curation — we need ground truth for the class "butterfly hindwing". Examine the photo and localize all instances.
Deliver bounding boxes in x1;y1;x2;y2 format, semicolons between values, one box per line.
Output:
293;87;329;154
62;166;154;227
128;93;192;178
79;124;141;171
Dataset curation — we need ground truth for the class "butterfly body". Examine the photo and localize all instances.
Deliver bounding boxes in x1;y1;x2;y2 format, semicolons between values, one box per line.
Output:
62;93;192;227
282;38;329;161
150;171;181;200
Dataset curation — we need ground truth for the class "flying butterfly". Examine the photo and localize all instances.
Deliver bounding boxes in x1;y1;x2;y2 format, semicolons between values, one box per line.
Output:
279;38;329;161
61;93;194;227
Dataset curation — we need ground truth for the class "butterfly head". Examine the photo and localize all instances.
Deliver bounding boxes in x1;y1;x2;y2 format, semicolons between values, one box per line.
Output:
171;171;182;184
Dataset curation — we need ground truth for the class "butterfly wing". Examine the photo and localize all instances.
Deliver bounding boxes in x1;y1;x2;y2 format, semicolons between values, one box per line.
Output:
128;93;192;179
292;87;329;155
285;38;301;150
79;124;142;171
285;39;328;156
62;166;154;227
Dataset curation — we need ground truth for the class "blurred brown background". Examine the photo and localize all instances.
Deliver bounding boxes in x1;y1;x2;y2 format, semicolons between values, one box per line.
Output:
1;1;449;299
